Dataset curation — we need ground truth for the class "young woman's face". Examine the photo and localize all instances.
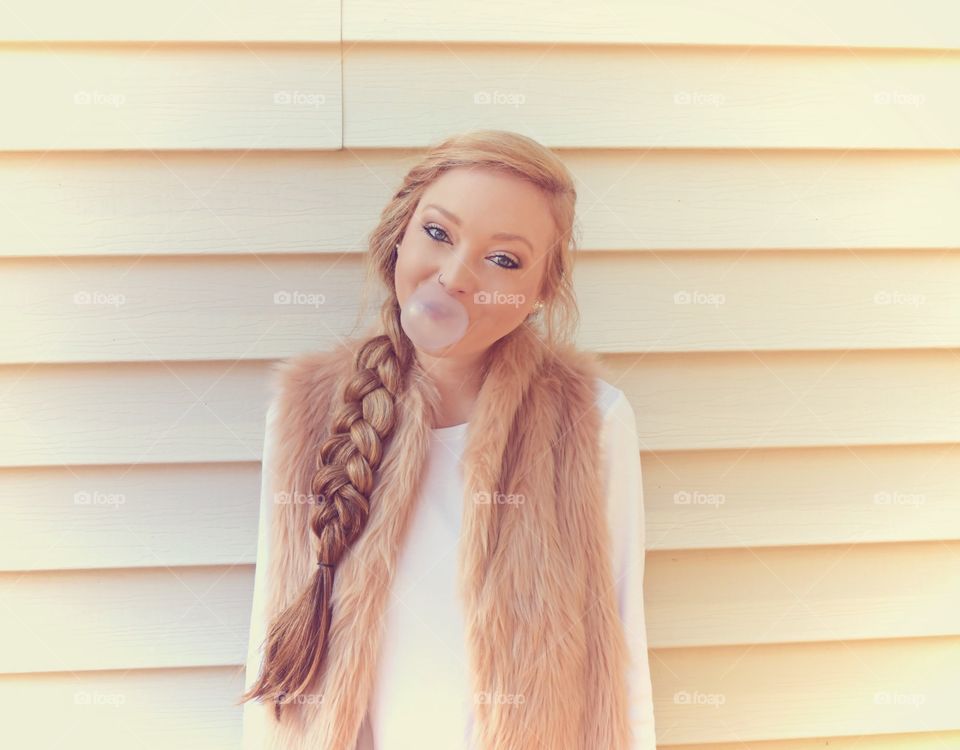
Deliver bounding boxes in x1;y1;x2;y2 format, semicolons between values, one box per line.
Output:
395;166;556;358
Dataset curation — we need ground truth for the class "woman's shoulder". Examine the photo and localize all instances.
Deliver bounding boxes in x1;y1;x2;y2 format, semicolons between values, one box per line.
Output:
267;339;361;401
544;343;630;418
259;340;366;443
593;377;631;421
274;338;360;379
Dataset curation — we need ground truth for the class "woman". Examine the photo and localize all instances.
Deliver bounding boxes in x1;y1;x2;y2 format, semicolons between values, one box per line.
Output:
239;130;656;749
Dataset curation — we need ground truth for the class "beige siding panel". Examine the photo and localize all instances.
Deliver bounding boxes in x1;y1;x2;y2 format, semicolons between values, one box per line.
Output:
345;0;960;49
4;150;959;258
0;45;341;151
0;150;387;257
0;254;374;365
2;0;338;41
1;463;260;572
5;443;958;573
0;666;243;749
4;643;956;749
0;360;272;468
577;250;960;353
645;541;960;648
665;730;960;750
646;443;960;551
0;567;252;673
603;349;960;451
652;636;960;743
4;249;960;364
1;653;955;749
344;44;960;149
4;0;957;49
5;350;960;467
5;541;959;673
7;441;959;573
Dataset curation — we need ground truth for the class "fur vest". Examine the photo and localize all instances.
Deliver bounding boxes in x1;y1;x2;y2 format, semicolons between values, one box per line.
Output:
253;321;632;749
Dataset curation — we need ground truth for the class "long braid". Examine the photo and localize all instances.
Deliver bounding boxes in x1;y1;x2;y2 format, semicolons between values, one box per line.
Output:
240;300;413;719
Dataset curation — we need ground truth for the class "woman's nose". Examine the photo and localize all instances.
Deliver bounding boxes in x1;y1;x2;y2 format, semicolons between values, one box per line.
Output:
438;250;477;296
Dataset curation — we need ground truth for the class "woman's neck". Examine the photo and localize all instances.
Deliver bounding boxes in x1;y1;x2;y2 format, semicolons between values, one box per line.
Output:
415;347;486;427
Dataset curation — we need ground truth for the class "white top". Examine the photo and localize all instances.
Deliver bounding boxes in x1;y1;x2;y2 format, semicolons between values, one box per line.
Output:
243;377;656;749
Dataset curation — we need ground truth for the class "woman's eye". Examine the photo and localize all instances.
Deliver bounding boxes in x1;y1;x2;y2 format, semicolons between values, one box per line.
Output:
423;223;520;270
491;254;520;270
423;224;449;243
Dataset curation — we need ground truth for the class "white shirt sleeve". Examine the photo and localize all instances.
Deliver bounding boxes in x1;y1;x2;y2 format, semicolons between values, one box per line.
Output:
241;398;279;749
601;388;657;750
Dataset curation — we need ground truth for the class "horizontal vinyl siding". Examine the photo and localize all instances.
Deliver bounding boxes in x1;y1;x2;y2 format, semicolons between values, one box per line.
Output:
341;43;960;149
0;667;243;746
3;150;959;259
0;46;341;151
5;349;960;468
3;2;959;748
2;0;339;41
342;0;960;49
4;251;960;365
4;542;960;674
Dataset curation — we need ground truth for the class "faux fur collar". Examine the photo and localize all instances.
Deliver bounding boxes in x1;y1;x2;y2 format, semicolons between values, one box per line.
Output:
254;322;631;749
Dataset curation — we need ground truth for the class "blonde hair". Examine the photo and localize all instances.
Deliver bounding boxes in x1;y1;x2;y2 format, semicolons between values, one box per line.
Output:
240;129;581;719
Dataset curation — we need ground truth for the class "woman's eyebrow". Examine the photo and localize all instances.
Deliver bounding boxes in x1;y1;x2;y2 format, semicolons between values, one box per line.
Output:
422;203;533;253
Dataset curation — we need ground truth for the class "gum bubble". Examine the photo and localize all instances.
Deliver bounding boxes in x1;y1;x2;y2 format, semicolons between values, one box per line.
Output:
400;280;470;352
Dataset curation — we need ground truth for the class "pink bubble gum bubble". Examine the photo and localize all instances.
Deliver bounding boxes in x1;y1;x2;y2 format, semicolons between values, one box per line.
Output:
400;281;470;352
